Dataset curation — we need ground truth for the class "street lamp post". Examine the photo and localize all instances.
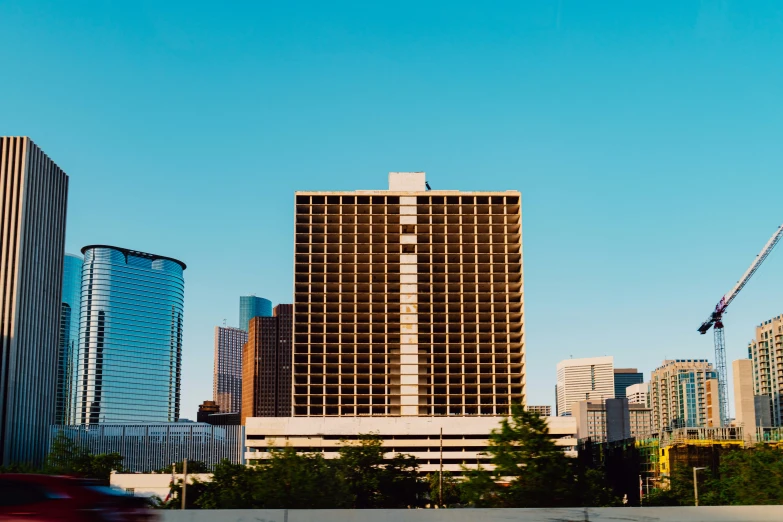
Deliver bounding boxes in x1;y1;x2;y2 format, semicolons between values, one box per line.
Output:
693;467;707;506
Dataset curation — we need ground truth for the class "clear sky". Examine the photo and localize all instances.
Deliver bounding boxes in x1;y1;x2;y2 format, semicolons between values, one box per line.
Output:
3;1;783;419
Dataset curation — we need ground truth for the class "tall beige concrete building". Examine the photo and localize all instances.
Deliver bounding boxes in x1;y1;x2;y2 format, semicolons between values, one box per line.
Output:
292;172;524;416
0;137;68;466
747;315;783;426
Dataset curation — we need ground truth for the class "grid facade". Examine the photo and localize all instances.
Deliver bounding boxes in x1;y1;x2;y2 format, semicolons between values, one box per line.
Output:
50;423;244;472
213;326;248;413
293;181;524;417
526;405;552;416
73;246;185;424
556;356;615;417
56;254;83;425
0;137;69;466
748;315;783;426
242;305;293;423
650;359;717;432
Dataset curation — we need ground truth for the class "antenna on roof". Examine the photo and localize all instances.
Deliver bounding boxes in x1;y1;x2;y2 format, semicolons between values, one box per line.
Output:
223;319;227;327
425;181;432;191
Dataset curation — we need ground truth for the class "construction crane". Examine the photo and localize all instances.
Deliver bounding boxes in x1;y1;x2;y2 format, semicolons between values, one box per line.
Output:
698;223;783;426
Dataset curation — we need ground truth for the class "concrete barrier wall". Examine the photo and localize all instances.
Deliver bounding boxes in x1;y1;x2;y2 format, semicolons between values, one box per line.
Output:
160;506;783;522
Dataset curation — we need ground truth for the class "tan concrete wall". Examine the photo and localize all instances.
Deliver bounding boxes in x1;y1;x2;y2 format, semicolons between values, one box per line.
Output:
160;506;783;522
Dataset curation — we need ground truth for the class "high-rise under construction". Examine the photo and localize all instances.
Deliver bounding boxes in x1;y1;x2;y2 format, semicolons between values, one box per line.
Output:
292;172;524;417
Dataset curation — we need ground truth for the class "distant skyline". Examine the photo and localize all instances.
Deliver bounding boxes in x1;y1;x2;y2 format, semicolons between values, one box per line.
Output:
4;1;783;418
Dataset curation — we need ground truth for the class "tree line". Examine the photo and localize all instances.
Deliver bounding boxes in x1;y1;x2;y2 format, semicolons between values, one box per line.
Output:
7;404;783;508
159;405;618;509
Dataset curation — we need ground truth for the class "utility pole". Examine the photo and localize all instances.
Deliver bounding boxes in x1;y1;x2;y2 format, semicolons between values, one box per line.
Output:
693;467;707;506
439;427;443;507
181;458;188;510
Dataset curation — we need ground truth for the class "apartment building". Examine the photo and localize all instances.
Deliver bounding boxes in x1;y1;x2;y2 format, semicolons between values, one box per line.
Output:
650;359;718;432
748;315;783;426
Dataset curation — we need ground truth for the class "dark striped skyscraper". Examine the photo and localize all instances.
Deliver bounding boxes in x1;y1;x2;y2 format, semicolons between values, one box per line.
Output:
214;326;247;414
73;245;185;424
56;253;83;425
0;137;68;466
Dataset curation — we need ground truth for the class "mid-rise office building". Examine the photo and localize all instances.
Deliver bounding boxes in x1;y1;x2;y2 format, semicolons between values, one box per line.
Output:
556;356;614;417
239;296;272;332
72;245;185;424
613;368;643;399
56;254;83;425
626;382;650;407
748;315;783;426
527;405;552;417
213;326;247;414
0;137;69;466
573;398;652;442
650;359;717;432
242;304;293;423
292;172;524;416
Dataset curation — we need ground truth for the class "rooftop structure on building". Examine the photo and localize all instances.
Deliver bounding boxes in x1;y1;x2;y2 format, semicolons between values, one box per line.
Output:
556;356;614;417
293;172;524;417
526;405;552;417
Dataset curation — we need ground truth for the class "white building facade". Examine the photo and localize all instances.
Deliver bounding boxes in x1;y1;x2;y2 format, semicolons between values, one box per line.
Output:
245;416;577;475
556;356;614;416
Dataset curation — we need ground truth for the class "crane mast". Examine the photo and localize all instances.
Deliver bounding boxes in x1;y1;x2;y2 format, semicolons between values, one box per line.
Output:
698;223;783;426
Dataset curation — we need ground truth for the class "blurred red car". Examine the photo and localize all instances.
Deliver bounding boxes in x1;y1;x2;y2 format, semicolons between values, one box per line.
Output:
0;474;158;521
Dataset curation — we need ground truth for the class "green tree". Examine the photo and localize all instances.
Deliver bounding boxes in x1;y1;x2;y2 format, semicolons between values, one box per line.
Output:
46;431;124;482
706;444;783;505
156;460;209;474
461;404;619;508
335;434;425;508
463;404;577;507
427;471;462;507
195;449;345;509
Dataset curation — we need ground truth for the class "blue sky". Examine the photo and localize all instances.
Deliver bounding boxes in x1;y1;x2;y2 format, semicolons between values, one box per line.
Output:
3;1;783;418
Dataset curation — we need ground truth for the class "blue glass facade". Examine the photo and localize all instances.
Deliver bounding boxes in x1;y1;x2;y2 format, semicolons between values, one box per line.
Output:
56;254;83;425
239;295;272;332
72;246;185;424
614;371;644;399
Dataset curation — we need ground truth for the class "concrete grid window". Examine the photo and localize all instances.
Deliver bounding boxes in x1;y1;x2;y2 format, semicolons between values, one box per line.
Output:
293;178;524;417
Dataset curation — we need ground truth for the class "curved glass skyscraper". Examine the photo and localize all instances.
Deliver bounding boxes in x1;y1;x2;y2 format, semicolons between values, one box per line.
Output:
73;245;186;424
239;295;272;332
56;254;83;425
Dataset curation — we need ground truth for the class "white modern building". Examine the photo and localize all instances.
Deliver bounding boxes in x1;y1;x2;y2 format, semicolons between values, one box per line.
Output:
626;382;650;407
555;356;614;417
245;416;577;475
